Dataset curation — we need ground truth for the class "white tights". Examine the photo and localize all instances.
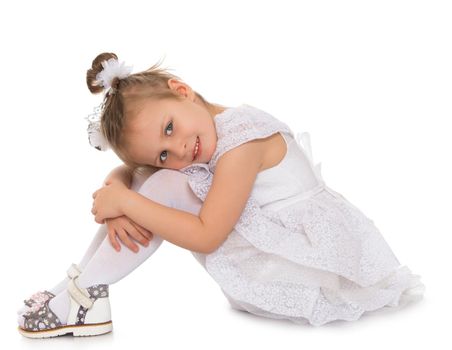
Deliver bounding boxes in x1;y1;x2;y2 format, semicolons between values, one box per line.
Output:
76;168;204;288
19;169;205;324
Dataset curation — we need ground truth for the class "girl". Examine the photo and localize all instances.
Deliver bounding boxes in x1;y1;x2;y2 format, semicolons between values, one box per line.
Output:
17;52;425;338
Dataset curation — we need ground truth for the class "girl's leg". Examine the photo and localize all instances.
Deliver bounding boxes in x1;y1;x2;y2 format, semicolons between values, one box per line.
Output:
76;168;203;287
24;169;203;325
39;169;156;297
17;170;154;317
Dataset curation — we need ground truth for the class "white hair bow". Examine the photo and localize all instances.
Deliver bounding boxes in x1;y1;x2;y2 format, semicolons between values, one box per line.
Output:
95;57;133;96
85;102;110;151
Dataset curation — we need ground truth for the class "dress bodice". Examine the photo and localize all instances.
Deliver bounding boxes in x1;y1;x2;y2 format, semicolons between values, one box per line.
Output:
251;131;320;211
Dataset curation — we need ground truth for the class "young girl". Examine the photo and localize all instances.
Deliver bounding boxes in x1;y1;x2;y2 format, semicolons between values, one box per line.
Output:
17;52;425;338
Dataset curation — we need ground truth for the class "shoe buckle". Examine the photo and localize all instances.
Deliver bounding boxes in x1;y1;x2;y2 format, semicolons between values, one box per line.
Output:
66;263;82;279
67;276;94;309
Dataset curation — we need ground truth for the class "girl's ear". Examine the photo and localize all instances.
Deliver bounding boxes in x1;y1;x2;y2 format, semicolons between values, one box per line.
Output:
167;78;194;100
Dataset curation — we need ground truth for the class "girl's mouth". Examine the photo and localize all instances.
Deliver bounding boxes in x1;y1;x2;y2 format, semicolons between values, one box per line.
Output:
193;136;201;161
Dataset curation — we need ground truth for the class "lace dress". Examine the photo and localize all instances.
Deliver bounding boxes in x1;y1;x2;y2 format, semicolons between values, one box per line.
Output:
178;104;425;326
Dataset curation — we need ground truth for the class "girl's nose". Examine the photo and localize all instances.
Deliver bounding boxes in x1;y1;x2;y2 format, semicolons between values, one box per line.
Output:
175;139;188;159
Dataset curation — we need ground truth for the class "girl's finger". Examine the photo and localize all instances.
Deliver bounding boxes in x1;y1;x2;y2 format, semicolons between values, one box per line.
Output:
117;228;139;253
127;221;152;246
128;223;151;247
126;217;152;239
131;221;153;239
142;228;153;239
107;224;121;252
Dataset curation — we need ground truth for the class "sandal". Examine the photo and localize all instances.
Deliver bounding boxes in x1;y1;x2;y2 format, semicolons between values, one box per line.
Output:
19;263;82;313
18;263;112;338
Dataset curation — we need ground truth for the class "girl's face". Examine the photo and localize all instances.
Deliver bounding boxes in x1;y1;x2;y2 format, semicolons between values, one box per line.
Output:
124;94;221;170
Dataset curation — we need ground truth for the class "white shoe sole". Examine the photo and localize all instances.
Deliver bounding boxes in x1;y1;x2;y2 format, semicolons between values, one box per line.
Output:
18;320;112;338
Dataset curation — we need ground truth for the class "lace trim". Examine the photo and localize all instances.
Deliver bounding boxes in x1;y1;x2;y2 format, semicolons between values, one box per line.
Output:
207;104;292;172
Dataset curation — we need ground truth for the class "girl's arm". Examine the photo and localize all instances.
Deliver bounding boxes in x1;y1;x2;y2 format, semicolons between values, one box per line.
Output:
104;164;159;187
104;164;134;187
120;139;264;254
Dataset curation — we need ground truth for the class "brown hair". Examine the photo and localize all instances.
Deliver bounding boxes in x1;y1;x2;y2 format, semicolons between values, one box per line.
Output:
86;52;213;176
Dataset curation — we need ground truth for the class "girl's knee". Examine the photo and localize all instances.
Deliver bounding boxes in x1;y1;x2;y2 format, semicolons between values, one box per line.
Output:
130;168;180;191
130;170;152;192
139;169;188;190
136;169;190;206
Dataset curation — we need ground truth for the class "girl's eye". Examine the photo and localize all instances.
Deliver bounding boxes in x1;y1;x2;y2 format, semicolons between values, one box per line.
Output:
165;121;173;136
159;121;173;163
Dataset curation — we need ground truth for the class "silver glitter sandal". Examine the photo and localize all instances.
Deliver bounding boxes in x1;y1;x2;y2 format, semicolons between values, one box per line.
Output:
18;263;113;338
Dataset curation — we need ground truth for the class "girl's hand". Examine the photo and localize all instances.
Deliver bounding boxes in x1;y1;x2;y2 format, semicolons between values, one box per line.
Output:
105;215;154;253
91;180;129;224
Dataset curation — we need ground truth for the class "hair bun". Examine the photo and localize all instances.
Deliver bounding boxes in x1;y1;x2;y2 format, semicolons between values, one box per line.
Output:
86;52;119;94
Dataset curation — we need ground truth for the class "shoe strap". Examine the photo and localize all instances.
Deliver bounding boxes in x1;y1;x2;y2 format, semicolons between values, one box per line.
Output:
66;263;82;279
67;276;94;309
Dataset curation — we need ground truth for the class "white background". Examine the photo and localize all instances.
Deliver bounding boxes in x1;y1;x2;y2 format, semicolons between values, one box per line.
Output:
1;0;451;349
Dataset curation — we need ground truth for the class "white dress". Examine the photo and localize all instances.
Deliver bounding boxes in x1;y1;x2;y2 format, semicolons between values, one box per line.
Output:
179;104;425;326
